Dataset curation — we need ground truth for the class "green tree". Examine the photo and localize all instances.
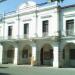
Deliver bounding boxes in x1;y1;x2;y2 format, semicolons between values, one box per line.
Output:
0;0;6;2
48;0;64;2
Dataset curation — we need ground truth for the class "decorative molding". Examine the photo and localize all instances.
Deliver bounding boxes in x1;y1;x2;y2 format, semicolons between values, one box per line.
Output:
64;14;75;18
7;21;15;24
22;19;32;22
41;15;52;19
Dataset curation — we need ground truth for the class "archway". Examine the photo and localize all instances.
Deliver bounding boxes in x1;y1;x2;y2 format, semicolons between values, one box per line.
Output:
63;43;75;67
7;45;14;64
22;45;32;65
40;44;53;66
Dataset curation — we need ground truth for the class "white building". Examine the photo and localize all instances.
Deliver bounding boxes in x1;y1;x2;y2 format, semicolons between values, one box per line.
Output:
0;1;75;68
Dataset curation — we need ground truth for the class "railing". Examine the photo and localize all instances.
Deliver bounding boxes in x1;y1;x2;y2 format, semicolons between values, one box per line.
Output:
23;34;29;39
2;30;75;41
61;30;75;37
42;32;48;37
0;34;29;41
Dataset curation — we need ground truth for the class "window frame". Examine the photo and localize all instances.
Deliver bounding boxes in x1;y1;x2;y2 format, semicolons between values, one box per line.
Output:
24;23;29;35
42;20;48;33
66;19;74;36
8;26;12;36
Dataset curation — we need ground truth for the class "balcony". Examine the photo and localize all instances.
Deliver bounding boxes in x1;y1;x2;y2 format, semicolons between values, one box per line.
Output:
66;30;75;36
42;32;48;37
0;34;29;42
18;34;29;39
61;30;75;38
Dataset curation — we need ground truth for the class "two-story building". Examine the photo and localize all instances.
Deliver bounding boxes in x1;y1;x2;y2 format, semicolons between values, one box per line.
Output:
0;1;75;68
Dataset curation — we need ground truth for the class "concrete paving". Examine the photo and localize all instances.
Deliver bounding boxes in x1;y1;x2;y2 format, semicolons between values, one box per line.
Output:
0;64;75;75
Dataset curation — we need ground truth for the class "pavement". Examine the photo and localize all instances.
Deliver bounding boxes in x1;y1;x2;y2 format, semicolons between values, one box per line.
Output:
0;64;75;75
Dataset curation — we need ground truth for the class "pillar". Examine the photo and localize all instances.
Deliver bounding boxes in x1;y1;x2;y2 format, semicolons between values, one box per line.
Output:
13;45;19;65
53;44;59;67
31;43;37;66
53;43;64;68
59;51;64;67
64;47;70;66
0;43;3;64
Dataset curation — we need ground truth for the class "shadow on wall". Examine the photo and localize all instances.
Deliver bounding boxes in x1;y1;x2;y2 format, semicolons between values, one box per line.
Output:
0;73;10;75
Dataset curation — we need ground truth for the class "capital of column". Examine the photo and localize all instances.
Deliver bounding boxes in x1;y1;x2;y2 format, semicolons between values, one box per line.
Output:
0;42;4;46
13;41;20;47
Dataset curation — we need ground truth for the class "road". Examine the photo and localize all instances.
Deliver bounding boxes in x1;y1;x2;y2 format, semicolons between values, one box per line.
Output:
0;65;75;75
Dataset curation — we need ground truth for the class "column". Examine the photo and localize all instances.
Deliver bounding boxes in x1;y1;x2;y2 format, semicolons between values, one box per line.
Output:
13;45;19;65
64;47;69;66
53;44;59;68
59;50;64;67
0;43;3;64
31;43;37;66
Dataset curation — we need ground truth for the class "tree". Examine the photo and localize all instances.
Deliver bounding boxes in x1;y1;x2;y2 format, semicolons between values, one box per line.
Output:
48;0;64;2
0;0;6;3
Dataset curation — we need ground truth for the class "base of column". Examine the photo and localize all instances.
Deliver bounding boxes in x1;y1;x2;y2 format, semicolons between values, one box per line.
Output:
31;57;37;66
53;62;59;68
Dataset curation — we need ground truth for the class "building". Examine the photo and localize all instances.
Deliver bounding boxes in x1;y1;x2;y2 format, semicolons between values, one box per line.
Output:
0;1;75;68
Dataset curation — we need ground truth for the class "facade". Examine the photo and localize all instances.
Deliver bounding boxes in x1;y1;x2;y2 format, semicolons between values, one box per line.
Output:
0;1;75;68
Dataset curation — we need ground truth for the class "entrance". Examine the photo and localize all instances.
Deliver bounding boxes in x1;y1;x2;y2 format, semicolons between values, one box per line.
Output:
40;44;53;66
63;43;75;67
7;45;14;64
22;45;32;65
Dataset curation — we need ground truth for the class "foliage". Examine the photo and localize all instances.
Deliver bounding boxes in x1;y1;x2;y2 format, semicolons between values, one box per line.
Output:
48;0;64;2
0;0;6;2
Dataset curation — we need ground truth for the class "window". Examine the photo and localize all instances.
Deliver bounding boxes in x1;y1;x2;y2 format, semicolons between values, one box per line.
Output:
66;19;74;36
42;20;48;33
22;49;28;58
8;26;12;36
70;49;75;59
24;23;29;34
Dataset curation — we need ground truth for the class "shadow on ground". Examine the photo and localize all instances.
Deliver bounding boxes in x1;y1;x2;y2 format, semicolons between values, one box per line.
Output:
0;67;8;69
0;73;10;75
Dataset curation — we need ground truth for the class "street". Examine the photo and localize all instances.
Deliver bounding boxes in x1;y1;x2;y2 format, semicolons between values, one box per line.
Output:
0;65;75;75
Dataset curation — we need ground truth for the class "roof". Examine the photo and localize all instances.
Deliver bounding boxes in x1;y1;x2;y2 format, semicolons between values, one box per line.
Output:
62;4;75;9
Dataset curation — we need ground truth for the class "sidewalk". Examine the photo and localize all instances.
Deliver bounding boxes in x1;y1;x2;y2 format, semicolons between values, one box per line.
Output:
0;64;75;75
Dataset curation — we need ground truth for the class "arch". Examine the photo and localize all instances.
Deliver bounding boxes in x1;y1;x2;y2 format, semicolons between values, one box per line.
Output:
22;45;32;65
63;43;75;67
6;45;14;64
40;43;53;66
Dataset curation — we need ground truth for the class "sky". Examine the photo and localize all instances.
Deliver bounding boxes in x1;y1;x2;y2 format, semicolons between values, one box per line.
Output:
0;0;75;14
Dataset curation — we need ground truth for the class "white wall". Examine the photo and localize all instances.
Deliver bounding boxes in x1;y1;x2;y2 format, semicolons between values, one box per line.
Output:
0;23;4;40
61;6;75;36
37;8;59;37
4;16;18;39
19;13;36;38
0;3;59;40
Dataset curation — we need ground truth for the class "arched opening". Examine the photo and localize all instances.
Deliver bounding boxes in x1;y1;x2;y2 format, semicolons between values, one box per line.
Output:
63;43;75;67
40;44;53;66
7;45;14;64
22;45;32;65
